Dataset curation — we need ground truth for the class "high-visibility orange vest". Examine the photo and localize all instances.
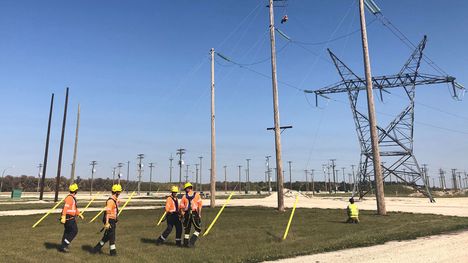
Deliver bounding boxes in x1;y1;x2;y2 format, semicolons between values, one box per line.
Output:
62;194;79;217
180;191;202;212
165;196;179;213
105;195;119;220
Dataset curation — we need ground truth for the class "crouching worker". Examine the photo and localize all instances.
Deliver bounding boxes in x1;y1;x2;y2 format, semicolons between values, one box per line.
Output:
156;186;182;246
59;183;84;252
346;197;359;223
93;184;121;256
180;182;202;247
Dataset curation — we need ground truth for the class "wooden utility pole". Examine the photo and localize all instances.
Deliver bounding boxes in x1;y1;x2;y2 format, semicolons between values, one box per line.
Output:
359;0;386;215
268;0;285;212
210;48;216;208
39;93;54;200
70;104;80;183
54;88;69;202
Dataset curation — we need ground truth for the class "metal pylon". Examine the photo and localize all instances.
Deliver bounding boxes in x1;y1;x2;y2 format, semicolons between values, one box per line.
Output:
305;36;464;202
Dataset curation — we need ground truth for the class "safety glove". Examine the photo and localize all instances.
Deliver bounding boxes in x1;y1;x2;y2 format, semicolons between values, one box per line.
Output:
78;213;84;220
104;222;111;230
60;215;66;224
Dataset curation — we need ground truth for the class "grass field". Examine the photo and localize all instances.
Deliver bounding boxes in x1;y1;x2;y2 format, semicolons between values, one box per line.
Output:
1;207;468;262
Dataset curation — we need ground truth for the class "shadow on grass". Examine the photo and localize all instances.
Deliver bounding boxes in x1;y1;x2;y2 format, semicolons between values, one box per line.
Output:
81;245;95;253
43;242;61;250
140;238;156;244
266;231;282;242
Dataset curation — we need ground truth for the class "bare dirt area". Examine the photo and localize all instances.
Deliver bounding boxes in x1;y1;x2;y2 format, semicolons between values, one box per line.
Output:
267;230;468;263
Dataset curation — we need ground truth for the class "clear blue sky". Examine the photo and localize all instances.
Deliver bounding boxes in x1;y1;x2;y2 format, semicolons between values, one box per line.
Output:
0;0;467;186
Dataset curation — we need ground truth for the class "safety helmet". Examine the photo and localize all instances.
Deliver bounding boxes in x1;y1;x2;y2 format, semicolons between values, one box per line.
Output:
112;184;123;192
170;186;179;193
184;182;193;189
69;183;79;192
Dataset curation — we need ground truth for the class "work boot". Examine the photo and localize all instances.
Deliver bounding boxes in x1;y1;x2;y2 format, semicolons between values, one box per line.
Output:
155;236;164;245
110;249;117;256
91;242;103;254
175;239;182;247
183;238;189;247
188;234;198;248
58;246;69;253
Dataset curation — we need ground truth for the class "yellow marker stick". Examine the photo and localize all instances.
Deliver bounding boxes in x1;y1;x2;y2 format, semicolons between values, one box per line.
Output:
156;211;167;226
118;191;136;216
89;207;106;223
203;192;234;236
283;194;299;240
32;196;67;228
80;192;100;215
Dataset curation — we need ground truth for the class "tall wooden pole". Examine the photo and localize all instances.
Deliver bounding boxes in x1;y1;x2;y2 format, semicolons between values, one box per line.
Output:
39;93;54;200
54;88;69;202
358;0;386;215
210;48;216;208
268;0;285;212
70;104;80;183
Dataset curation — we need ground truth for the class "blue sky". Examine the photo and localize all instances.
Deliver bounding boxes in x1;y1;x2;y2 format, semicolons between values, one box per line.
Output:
0;0;466;186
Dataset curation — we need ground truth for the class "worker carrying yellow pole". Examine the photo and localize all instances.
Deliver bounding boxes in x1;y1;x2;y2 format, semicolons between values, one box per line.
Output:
92;184;122;256
59;183;85;253
346;197;360;224
180;182;202;247
156;186;182;246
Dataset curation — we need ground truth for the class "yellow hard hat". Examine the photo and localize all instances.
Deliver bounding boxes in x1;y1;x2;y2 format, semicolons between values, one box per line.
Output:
170;186;179;193
69;183;79;192
184;182;193;189
112;184;122;192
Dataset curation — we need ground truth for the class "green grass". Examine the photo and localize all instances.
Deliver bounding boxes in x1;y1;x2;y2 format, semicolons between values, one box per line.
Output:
1;207;467;262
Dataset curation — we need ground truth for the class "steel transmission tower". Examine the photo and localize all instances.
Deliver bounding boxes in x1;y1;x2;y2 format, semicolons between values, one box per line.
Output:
305;36;464;202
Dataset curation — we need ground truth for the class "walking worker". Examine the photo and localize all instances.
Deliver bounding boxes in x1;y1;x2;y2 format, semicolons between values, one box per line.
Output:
180;182;202;247
93;184;121;256
156;186;182;246
346;197;359;223
59;183;84;253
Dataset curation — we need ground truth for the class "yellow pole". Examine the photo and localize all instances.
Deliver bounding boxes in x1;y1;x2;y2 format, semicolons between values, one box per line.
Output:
118;191;136;216
80;192;100;215
89;207;106;223
282;194;299;240
203;192;234;236
32;195;67;228
156;211;167;226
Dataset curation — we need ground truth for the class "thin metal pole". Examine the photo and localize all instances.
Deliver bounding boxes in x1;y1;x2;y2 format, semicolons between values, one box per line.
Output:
210;47;216;208
304;170;309;193
137;154;144;195
268;0;285;212
266;156;272;194
37;164;43;193
70;104;80;183
90;161;97;197
54;88;69;202
359;0;386;215
311;169;315;195
199;156;203;192
238;165;242;193
169;154;174;183
246;159;251;193
288;161;292;190
195;164;199;191
224;165;227;193
40;93;54;200
149;162;154;193
126;161;130;193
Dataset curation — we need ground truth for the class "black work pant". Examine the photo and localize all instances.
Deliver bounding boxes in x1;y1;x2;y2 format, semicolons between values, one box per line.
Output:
101;219;117;247
161;213;182;241
61;216;78;248
183;211;201;239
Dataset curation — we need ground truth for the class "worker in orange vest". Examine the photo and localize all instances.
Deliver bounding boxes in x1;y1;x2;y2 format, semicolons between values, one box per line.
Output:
59;183;84;253
92;184;121;256
156;186;182;246
180;182;202;247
